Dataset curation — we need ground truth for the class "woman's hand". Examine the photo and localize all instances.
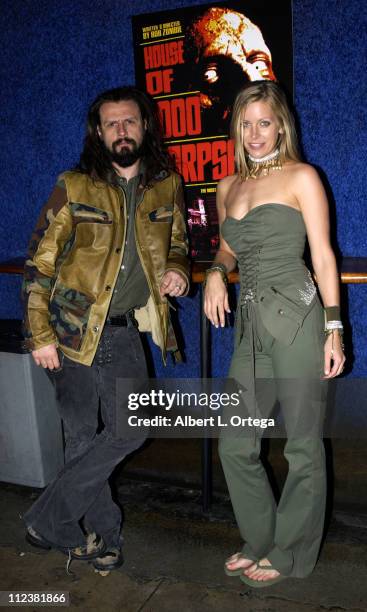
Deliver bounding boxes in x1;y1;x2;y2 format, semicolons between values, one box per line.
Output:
323;331;345;378
204;176;237;328
204;271;230;328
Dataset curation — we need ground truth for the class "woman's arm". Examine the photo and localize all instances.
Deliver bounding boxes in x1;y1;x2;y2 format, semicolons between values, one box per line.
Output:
294;164;345;378
204;177;237;328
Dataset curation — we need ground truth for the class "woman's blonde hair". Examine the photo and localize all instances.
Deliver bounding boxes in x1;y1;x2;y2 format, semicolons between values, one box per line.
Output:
231;81;301;180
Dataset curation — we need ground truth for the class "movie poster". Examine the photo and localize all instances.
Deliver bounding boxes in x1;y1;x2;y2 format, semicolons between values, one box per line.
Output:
132;1;293;261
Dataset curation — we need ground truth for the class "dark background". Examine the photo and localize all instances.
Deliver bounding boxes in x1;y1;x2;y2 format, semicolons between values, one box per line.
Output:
0;0;366;381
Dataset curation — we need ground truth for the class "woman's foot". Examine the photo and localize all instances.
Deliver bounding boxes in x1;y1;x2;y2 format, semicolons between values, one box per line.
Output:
225;552;255;576
244;557;281;582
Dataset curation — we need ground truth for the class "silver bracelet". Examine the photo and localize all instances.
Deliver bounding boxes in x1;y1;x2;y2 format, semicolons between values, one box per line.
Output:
325;320;343;331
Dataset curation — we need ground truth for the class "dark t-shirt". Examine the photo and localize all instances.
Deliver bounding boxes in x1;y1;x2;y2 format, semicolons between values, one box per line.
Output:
108;172;150;316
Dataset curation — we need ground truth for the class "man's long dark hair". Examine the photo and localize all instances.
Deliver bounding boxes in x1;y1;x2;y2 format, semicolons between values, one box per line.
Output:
77;86;175;184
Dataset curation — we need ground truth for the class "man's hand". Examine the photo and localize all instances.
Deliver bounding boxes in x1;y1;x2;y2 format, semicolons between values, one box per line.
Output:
159;271;187;297
32;343;60;370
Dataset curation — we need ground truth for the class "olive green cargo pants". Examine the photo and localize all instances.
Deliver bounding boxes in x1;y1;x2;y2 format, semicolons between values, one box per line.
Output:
219;299;327;578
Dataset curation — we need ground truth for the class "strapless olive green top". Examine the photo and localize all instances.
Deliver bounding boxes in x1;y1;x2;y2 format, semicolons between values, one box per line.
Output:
221;204;316;308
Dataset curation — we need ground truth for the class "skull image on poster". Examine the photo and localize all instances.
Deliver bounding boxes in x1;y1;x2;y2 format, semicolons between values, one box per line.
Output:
185;7;276;133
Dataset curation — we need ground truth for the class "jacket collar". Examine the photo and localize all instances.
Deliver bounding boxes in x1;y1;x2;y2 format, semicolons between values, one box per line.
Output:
91;162;170;190
141;166;170;189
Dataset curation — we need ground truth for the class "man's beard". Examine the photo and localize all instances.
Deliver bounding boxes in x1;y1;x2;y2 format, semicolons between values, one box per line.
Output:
105;137;146;168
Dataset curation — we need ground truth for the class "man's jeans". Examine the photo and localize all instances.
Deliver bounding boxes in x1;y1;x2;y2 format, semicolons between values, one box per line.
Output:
23;325;148;549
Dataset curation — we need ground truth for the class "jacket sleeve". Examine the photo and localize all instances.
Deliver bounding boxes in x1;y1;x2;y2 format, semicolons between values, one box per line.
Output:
22;179;73;351
165;175;190;294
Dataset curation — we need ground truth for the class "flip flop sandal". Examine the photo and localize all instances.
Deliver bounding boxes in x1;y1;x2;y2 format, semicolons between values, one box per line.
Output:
224;552;256;577
240;561;285;588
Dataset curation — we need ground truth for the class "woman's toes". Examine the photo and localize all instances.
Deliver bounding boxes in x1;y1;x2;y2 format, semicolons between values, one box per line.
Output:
226;554;254;571
243;561;257;576
245;558;281;582
262;569;280;581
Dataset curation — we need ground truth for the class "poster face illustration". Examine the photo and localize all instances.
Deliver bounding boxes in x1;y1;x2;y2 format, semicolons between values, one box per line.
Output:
132;1;293;261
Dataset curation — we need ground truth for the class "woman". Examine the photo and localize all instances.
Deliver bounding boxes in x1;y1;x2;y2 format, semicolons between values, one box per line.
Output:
204;81;345;587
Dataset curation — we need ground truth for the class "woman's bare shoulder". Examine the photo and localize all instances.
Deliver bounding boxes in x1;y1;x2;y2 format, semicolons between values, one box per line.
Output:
216;174;238;201
217;174;238;191
285;161;327;214
286;161;320;182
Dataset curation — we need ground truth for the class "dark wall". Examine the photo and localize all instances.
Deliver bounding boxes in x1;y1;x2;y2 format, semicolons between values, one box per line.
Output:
0;0;366;377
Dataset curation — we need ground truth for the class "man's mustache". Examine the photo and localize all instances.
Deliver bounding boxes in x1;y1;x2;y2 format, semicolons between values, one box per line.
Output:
113;138;136;147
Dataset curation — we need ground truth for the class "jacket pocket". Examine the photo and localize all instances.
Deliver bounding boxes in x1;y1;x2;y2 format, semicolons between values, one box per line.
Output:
70;202;112;224
149;205;173;222
49;283;94;351
258;286;312;346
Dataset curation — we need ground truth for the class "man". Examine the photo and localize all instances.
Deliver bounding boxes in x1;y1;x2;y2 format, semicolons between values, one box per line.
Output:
22;86;189;572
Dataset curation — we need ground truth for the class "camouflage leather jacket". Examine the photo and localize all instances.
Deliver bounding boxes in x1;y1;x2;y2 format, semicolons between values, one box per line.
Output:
22;169;189;365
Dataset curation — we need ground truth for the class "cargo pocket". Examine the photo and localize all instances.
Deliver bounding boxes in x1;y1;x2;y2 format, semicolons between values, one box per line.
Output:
149;206;173;222
258;286;313;346
70;202;112;225
49;284;94;351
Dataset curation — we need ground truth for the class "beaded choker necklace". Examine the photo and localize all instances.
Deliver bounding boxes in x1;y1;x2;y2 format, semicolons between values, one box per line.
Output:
247;148;282;180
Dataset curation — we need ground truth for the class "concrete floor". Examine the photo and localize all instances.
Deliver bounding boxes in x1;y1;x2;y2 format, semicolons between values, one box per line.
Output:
0;469;367;612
